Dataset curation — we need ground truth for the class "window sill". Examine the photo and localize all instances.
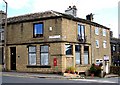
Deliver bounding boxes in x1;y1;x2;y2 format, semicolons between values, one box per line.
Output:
26;65;51;68
76;64;90;67
33;37;44;40
66;55;74;57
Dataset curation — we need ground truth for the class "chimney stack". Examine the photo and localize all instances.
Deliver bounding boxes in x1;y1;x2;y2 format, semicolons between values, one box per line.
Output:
86;13;94;21
0;10;6;19
65;5;77;17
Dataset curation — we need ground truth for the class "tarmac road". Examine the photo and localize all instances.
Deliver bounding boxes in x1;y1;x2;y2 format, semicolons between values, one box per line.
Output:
2;75;119;85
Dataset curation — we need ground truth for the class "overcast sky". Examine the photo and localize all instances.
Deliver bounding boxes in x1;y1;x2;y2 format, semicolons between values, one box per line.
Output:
0;0;119;38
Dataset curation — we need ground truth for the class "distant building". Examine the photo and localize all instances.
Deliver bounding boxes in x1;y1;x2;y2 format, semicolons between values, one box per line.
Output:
110;35;120;66
3;7;111;74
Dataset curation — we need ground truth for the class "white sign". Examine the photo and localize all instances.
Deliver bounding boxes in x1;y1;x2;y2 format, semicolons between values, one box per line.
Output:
49;35;61;39
104;55;109;60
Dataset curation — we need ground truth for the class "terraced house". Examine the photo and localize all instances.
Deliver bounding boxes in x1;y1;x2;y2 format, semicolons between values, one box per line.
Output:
4;6;111;74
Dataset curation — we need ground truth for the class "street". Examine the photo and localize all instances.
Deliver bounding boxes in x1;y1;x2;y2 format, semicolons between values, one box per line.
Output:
2;75;119;85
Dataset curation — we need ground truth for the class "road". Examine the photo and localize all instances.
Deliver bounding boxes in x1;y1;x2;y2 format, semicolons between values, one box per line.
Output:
2;75;119;85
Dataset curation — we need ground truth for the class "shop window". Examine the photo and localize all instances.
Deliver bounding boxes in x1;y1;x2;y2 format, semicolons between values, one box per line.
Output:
33;23;43;38
65;44;73;55
40;46;49;65
28;46;36;65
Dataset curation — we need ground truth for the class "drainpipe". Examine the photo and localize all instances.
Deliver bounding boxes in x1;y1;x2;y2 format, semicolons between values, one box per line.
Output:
3;0;8;71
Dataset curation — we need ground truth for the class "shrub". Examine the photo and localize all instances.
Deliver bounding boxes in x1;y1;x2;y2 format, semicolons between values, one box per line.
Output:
65;66;76;74
89;63;102;76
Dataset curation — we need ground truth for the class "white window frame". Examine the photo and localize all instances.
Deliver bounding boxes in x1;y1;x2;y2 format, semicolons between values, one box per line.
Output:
28;46;36;65
95;27;99;35
96;40;99;48
103;29;106;36
103;40;107;48
40;45;49;65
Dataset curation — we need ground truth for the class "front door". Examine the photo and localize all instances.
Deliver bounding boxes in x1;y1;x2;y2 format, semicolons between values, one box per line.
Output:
10;47;16;70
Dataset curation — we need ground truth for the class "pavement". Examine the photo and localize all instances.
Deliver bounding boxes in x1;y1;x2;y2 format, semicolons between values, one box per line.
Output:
1;71;119;79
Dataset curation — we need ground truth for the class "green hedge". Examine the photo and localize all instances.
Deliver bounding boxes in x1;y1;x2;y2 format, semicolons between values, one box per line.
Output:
110;66;120;76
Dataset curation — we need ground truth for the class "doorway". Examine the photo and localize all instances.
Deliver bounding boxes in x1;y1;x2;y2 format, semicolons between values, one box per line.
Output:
10;47;16;70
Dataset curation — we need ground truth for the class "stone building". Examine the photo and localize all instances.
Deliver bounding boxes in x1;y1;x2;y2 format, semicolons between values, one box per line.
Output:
4;7;111;74
110;32;120;66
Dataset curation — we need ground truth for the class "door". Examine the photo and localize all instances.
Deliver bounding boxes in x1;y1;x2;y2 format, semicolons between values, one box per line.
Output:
10;47;16;70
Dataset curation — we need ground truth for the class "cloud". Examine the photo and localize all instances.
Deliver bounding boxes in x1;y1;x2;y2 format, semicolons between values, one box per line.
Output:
1;0;119;38
4;0;29;9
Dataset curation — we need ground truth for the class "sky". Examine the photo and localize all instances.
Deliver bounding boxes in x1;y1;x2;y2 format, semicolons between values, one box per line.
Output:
0;0;119;38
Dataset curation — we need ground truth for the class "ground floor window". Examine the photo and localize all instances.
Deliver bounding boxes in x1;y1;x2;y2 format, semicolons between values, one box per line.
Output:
84;46;89;65
65;44;73;55
28;46;36;65
40;46;49;65
75;45;81;64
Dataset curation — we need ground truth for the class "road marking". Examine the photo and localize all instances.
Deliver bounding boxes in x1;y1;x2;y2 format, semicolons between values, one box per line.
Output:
70;79;117;83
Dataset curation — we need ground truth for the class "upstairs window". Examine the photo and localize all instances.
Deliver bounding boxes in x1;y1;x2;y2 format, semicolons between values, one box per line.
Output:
0;28;4;41
103;29;106;36
113;45;116;51
103;40;107;48
96;40;99;48
33;23;43;38
0;31;4;41
78;24;85;41
95;27;99;35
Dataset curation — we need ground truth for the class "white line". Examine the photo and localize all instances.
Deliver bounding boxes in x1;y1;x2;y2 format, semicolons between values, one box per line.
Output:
70;79;117;83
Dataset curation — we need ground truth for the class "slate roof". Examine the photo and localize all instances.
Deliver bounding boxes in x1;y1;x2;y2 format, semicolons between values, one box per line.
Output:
3;10;109;29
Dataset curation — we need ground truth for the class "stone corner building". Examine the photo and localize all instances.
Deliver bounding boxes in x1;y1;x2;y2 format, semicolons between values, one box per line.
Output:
5;7;111;73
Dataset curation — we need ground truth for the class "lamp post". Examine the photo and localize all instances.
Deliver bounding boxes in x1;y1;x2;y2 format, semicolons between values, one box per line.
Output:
3;0;7;71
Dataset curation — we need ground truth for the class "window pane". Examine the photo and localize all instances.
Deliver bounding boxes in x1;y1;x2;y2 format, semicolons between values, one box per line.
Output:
29;47;36;52
34;24;43;34
84;51;88;64
95;27;99;35
41;53;48;65
29;54;36;65
96;40;99;48
65;44;73;55
1;32;4;40
75;45;80;52
103;29;106;36
34;23;43;38
41;46;48;52
103;41;107;48
75;52;80;64
78;25;81;36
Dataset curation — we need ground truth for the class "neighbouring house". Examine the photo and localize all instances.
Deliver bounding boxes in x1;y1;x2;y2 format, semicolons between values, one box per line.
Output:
110;31;120;66
3;6;111;74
